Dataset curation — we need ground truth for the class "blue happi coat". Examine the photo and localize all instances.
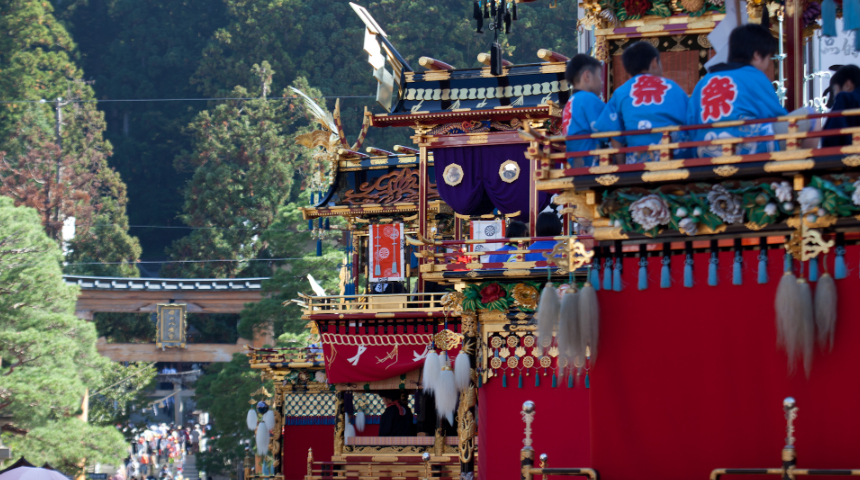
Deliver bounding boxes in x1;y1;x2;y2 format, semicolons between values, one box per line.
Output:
562;90;606;167
688;64;787;157
594;74;690;164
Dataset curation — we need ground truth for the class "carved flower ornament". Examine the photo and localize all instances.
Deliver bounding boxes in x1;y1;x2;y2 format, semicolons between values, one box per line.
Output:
628;194;672;231
707;184;744;224
480;283;505;304
510;283;539;311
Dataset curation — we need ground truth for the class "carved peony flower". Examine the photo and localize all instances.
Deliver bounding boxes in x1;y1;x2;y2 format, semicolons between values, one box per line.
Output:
628;194;672;231
480;283;505;304
675;207;688;218
315;371;327;383
853;180;860;206
510;283;539;311
798;187;822;213
765;203;778;216
679;217;698;236
772;181;793;203
707;185;744;224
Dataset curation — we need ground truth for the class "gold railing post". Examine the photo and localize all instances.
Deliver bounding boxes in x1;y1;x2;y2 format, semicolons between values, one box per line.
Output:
782;397;798;480
539;454;548;480
423;452;431;480
787;119;799;150
659;131;672;161
306;448;313;479
520;401;536;480
244;454;251;480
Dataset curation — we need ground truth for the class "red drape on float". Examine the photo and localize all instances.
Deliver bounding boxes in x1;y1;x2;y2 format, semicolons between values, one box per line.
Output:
591;246;860;480
282;425;333;480
320;326;461;384
478;368;590;480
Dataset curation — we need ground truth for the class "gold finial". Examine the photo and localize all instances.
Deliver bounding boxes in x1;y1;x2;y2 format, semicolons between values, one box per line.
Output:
522;401;536;448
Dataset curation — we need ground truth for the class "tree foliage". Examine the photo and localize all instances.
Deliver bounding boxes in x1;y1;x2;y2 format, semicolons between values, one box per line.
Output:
53;0;229;255
0;196;128;474
162;73;323;278
194;353;272;476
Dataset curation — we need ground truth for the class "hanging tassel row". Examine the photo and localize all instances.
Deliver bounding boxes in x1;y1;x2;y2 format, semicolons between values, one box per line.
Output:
638;244;648;291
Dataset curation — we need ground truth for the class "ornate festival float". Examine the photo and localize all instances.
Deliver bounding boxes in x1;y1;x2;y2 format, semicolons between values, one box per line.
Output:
244;0;860;479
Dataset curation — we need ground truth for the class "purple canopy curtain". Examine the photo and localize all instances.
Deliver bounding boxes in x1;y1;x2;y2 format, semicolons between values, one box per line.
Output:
433;144;550;222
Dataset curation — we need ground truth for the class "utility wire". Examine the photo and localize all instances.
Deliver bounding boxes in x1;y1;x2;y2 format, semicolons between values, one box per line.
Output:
60;256;336;266
0;95;375;105
87;223;335;232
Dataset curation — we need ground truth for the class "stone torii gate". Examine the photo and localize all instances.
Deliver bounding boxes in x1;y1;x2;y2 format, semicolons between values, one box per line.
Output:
65;275;273;363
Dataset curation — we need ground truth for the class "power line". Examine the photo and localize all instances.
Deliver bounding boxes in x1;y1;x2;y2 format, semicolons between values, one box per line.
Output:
61;256;338;266
0;95;375;105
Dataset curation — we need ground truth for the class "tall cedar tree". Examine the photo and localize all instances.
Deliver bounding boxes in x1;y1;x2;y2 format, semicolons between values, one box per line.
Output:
0;0;141;277
52;0;229;256
0;196;128;474
237;187;344;340
162;70;321;278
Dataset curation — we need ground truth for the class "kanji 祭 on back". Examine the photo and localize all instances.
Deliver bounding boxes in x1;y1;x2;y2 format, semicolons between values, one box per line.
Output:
688;24;787;157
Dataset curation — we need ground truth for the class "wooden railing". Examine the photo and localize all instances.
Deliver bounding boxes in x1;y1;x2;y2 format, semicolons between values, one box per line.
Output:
298;292;450;317
305;449;463;480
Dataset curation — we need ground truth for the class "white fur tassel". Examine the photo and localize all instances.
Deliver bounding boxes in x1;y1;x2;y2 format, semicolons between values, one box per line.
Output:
355;411;366;432
262;410;276;432
815;272;837;352
454;351;472;391
578;281;600;366
422;349;440;393
435;364;457;427
798;279;815;377
246;409;258;432
557;290;580;362
537;283;561;348
775;271;802;372
255;422;270;456
344;422;356;441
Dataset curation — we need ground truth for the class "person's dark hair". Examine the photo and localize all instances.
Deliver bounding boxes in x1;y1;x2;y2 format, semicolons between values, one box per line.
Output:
622;41;660;76
727;24;777;64
379;390;402;402
535;212;562;237
830;64;860;89
505;220;527;240
565;54;602;86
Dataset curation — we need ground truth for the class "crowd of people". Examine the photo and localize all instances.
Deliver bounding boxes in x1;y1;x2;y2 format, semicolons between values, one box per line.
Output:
119;423;208;480
561;23;860;166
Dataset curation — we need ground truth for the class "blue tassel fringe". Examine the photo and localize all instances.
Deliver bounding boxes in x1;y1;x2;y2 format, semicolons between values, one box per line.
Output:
732;254;743;286
708;256;719;286
822;0;837;36
835;246;847;279
603;259;613;291
784;253;792;273
684;255;694;288
844;0;859;30
809;257;819;282
590;265;601;291
660;257;671;288
638;258;648;290
613;262;623;292
758;253;769;284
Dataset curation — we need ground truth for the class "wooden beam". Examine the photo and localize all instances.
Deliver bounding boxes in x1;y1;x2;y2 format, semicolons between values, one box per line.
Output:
74;290;263;315
97;342;248;363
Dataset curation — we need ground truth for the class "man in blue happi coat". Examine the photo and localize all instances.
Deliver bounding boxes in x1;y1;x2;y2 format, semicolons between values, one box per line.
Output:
561;54;606;167
688;24;788;157
594;41;690;164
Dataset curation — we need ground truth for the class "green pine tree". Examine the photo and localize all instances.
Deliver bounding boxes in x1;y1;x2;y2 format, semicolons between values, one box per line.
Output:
162;70;321;278
0;196;128;474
